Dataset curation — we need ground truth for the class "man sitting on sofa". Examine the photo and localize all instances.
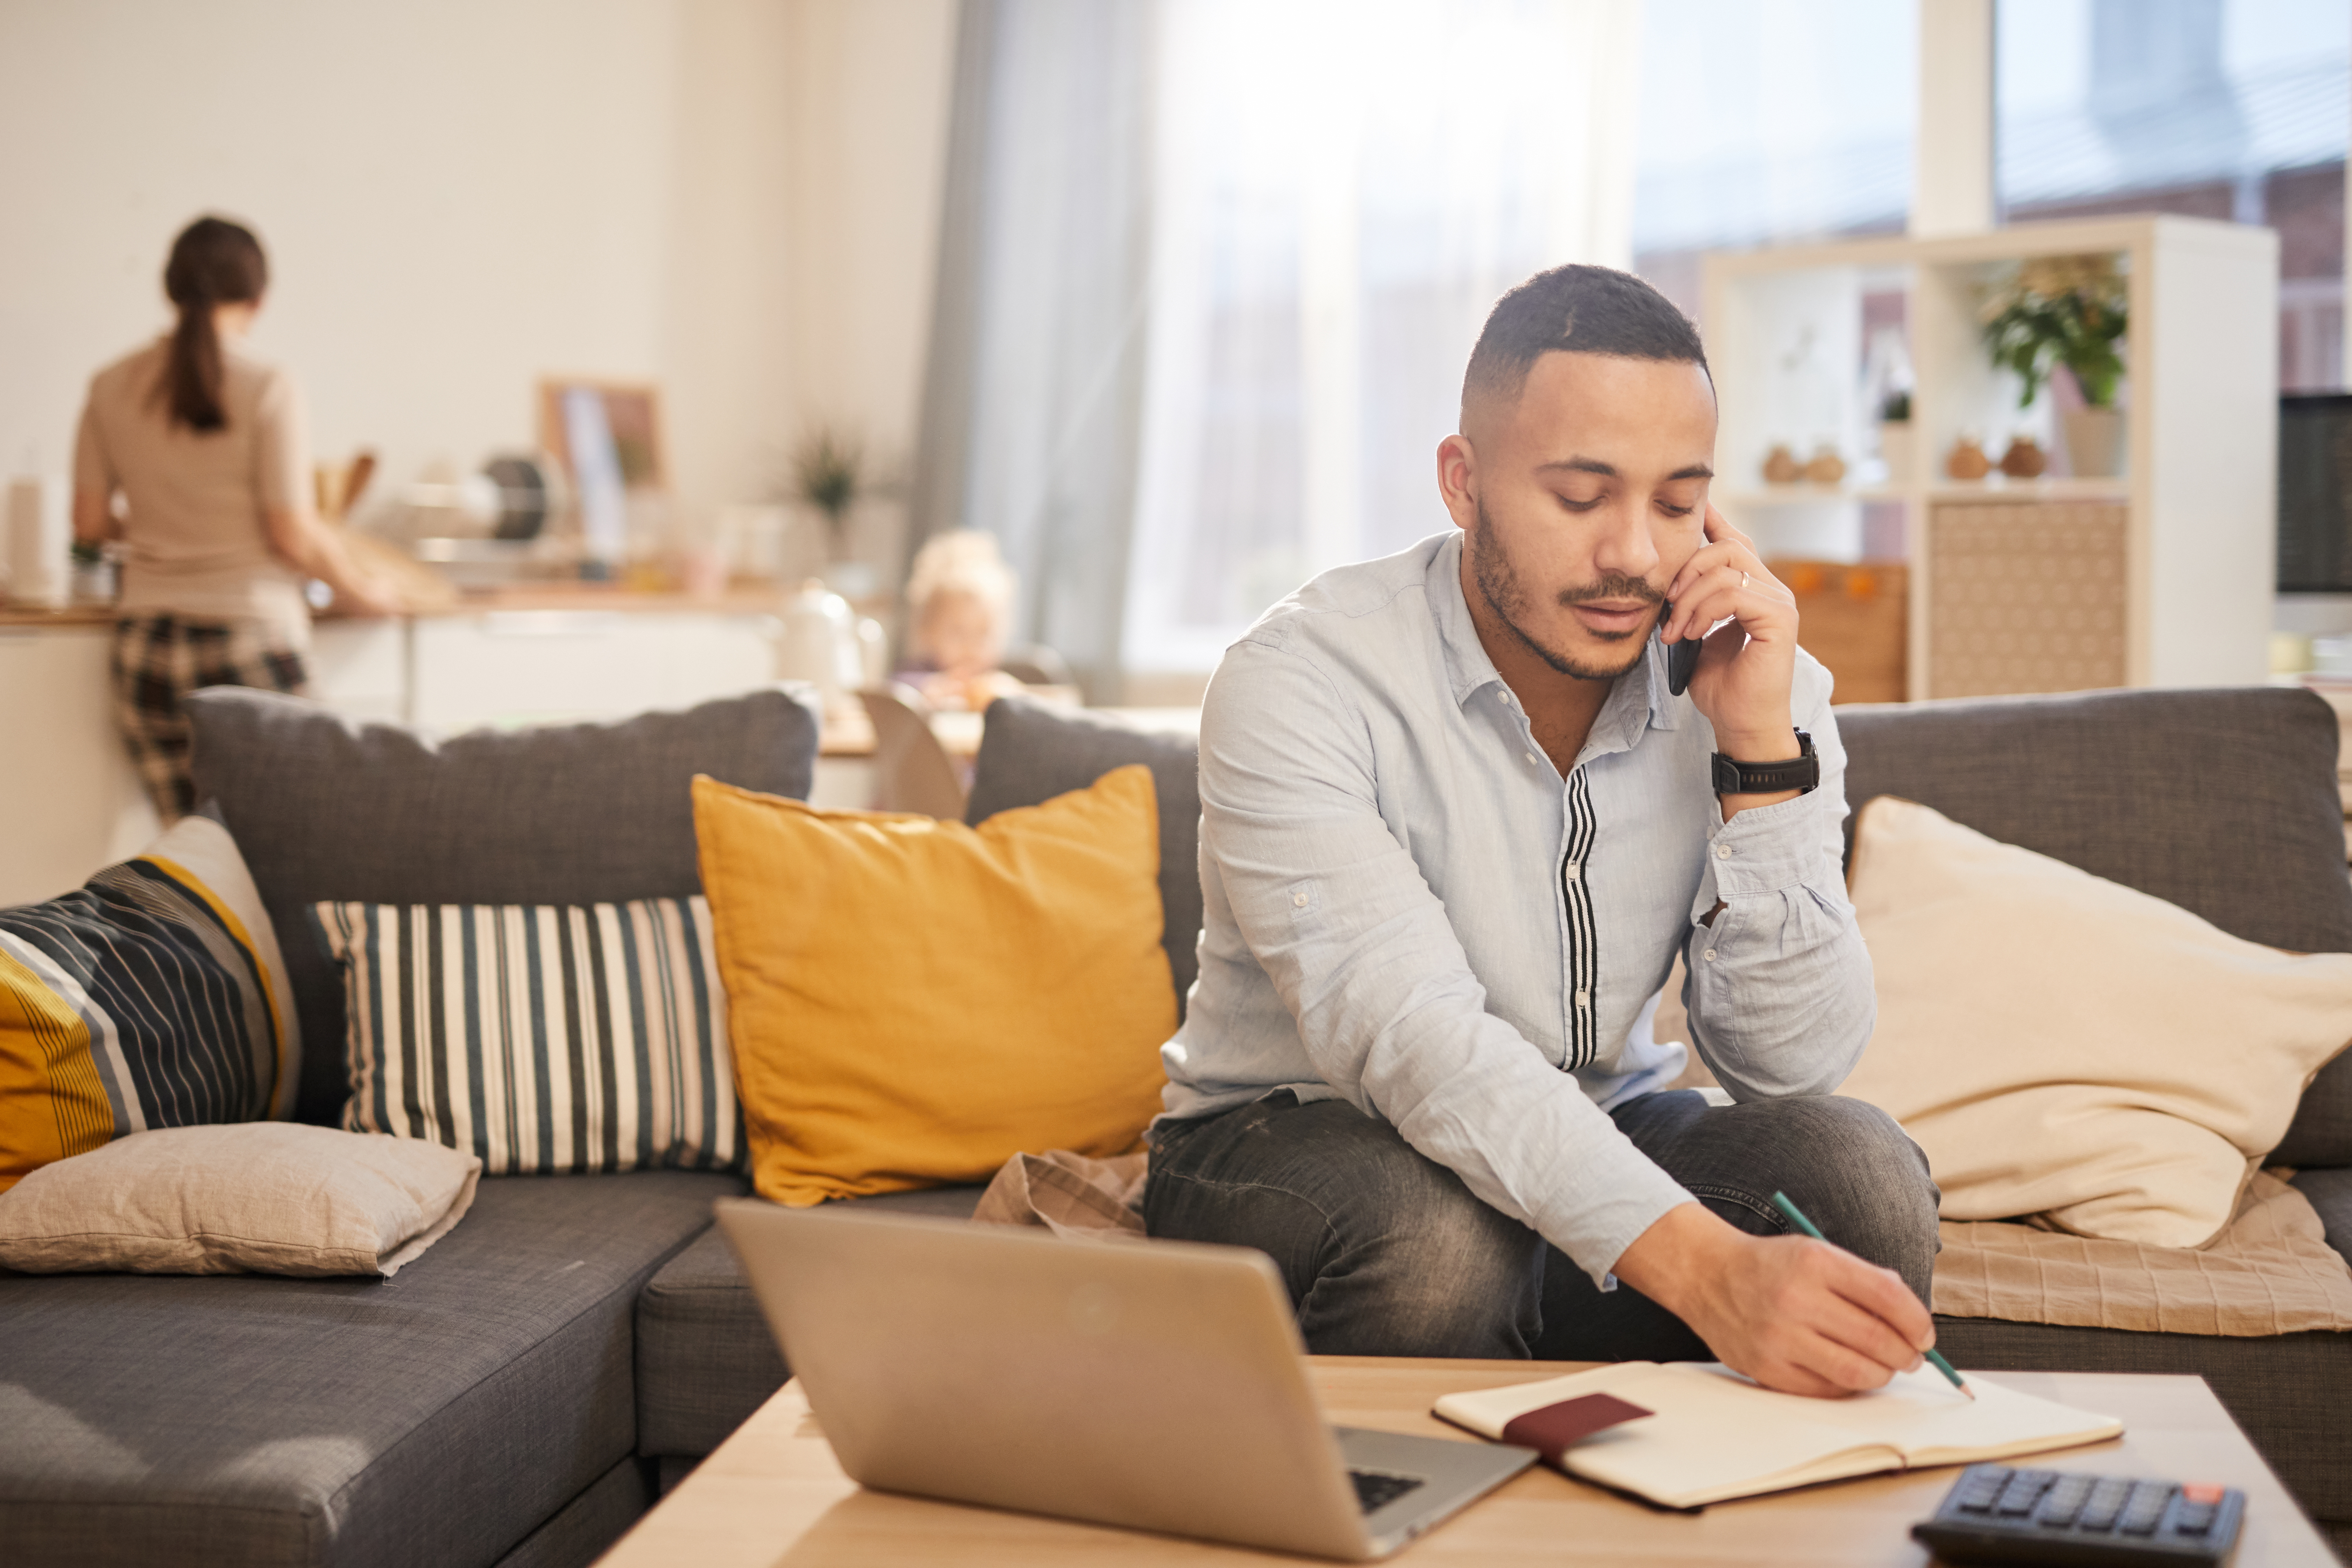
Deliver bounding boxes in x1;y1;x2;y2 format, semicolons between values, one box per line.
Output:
1146;264;1941;1398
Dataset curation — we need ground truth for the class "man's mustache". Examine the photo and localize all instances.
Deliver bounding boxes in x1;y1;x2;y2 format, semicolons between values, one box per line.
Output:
1557;574;1665;608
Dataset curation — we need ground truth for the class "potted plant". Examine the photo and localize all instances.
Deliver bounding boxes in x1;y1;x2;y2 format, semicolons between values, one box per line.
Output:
1877;387;1914;485
789;426;865;570
1979;254;2128;477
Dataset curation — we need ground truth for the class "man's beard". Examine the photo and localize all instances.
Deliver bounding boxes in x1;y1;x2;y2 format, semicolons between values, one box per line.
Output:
1469;499;1662;681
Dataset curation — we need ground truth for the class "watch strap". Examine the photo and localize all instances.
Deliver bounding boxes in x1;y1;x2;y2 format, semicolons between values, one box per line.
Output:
1712;730;1819;796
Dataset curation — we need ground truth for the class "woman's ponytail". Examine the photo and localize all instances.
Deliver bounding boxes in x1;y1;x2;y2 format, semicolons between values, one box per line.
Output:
158;217;268;433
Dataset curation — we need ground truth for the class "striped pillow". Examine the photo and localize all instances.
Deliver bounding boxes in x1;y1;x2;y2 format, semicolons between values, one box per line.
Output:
0;816;300;1192
314;898;743;1175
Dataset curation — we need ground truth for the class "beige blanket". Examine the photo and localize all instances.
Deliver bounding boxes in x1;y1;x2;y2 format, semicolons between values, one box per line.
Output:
1934;1170;2352;1336
978;1149;2352;1337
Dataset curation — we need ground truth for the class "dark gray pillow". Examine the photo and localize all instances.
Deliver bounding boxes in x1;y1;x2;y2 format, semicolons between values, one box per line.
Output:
965;697;1201;1016
187;686;820;1125
1837;686;2352;1167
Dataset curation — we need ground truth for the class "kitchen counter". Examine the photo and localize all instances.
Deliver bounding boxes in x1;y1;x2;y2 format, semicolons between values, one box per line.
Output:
0;583;797;629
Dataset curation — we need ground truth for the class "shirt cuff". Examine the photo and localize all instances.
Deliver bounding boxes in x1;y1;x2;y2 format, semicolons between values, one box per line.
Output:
1538;1155;1700;1287
1699;783;1842;902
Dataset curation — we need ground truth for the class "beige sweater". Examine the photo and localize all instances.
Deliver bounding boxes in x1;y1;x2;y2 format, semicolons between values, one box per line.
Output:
74;338;311;641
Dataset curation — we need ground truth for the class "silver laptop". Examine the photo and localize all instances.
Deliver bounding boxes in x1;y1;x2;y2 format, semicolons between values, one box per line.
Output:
715;1199;1536;1560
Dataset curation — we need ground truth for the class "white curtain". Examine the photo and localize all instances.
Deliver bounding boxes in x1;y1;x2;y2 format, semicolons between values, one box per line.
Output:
1121;0;1646;677
905;0;1154;702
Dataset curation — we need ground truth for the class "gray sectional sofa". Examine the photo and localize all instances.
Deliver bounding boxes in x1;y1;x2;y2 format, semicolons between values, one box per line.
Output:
4;684;2350;1565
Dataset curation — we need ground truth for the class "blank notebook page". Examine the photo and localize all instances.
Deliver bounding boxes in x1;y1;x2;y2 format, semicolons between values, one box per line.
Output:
1433;1362;2122;1508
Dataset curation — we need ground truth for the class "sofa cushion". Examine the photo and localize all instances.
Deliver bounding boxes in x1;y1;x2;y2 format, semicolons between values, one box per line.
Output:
1840;796;2352;1245
1837;687;2352;1166
2293;1166;2352;1257
0;1124;479;1278
634;1185;982;1459
185;687;819;1126
315;896;742;1177
966;697;1202;1013
0;1169;741;1568
2;815;301;1190
698;769;1172;1206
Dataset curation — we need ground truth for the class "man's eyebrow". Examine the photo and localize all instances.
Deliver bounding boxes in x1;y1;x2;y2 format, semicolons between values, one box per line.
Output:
1533;457;1716;482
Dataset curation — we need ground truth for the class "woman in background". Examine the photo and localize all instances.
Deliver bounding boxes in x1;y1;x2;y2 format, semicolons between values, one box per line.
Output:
72;215;398;821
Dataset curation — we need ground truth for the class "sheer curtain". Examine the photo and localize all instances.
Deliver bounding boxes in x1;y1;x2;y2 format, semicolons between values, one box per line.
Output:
905;0;1155;702
910;0;1644;691
1120;0;1645;678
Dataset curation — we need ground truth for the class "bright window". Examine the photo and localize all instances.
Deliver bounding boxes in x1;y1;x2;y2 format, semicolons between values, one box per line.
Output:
1995;0;2350;390
1122;0;1639;677
1629;0;1918;316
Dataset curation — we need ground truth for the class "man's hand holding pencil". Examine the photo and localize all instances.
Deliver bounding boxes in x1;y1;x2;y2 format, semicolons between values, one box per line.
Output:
1609;1192;1956;1400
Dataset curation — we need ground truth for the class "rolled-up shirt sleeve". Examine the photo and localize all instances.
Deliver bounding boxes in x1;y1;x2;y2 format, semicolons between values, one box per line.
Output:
1681;675;1875;1100
1198;635;1696;1282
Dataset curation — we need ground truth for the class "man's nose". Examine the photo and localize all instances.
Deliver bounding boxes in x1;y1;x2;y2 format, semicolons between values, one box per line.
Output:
1591;501;1663;578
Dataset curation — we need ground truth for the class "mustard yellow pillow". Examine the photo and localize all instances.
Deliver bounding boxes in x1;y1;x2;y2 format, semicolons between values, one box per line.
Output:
693;765;1175;1206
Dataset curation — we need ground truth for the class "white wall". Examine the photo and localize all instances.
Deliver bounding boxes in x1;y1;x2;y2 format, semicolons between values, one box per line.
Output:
0;0;954;564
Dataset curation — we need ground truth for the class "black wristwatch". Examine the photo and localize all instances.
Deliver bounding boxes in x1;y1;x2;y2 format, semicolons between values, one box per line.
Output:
1711;730;1819;796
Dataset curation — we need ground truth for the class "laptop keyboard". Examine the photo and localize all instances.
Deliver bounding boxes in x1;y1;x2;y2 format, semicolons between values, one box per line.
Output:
1350;1470;1426;1513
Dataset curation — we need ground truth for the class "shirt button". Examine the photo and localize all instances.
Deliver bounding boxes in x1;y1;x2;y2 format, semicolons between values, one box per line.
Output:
1575;989;1590;1008
1524;752;1539;766
1715;844;1732;859
1563;859;1580;879
1292;891;1309;908
1703;948;1718;962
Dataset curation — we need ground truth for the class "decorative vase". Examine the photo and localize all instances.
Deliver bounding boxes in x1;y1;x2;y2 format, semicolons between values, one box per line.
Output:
1878;421;1914;485
1998;436;2048;479
1804;444;1846;485
2061;408;2124;478
1945;437;1991;481
1762;443;1802;485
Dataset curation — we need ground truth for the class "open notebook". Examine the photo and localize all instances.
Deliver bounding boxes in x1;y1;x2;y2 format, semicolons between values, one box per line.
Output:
1433;1362;2122;1510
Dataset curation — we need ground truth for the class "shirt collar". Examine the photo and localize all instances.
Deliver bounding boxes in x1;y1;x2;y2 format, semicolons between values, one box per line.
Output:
1426;531;1680;736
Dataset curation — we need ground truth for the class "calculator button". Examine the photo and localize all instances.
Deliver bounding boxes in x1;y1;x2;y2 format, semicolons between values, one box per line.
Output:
1994;1469;2053;1516
2180;1482;2225;1505
2115;1483;2172;1536
2077;1478;2133;1531
2036;1474;2094;1526
2176;1505;2218;1536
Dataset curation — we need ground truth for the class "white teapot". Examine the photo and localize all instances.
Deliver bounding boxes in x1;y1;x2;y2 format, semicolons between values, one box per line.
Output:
777;579;884;706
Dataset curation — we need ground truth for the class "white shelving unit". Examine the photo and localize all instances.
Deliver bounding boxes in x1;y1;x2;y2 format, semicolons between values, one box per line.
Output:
1703;216;2279;699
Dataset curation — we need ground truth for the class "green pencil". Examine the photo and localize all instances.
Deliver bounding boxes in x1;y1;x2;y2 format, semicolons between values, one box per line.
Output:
1768;1190;1972;1400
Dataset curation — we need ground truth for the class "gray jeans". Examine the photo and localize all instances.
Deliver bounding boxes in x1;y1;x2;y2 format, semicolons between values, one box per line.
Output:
1143;1089;1940;1360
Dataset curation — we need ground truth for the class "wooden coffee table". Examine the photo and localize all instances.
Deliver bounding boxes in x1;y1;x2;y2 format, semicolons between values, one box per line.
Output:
598;1357;2336;1566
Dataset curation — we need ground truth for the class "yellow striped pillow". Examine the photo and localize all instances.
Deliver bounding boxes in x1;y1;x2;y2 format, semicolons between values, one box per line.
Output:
0;816;299;1191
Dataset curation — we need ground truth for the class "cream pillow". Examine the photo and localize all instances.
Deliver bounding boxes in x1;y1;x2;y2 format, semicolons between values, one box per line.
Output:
1837;797;2352;1249
0;1123;480;1276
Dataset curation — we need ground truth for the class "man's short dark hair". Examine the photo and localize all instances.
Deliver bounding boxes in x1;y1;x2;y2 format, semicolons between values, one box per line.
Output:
1462;264;1709;418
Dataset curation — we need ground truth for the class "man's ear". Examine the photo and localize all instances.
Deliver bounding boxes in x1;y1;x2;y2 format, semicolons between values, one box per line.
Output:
1437;433;1479;531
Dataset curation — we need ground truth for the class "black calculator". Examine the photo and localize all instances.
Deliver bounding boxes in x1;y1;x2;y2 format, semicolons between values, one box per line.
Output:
1912;1464;2244;1564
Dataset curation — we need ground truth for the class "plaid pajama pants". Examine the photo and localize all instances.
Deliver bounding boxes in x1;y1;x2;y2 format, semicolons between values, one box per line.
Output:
112;615;310;821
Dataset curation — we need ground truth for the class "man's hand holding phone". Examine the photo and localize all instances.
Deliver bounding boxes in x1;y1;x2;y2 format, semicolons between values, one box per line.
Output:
1656;506;1800;755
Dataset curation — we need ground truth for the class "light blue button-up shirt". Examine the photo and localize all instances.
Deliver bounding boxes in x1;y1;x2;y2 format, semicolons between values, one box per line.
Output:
1157;531;1875;1281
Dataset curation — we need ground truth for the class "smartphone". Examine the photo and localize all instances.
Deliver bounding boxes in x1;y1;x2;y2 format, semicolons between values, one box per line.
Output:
1661;600;1702;696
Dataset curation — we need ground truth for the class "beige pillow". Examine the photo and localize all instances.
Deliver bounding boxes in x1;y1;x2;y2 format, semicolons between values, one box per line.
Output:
0;1124;481;1277
1837;797;2352;1249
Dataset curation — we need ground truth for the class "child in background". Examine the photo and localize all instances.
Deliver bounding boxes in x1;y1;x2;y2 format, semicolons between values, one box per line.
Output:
900;530;1026;711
